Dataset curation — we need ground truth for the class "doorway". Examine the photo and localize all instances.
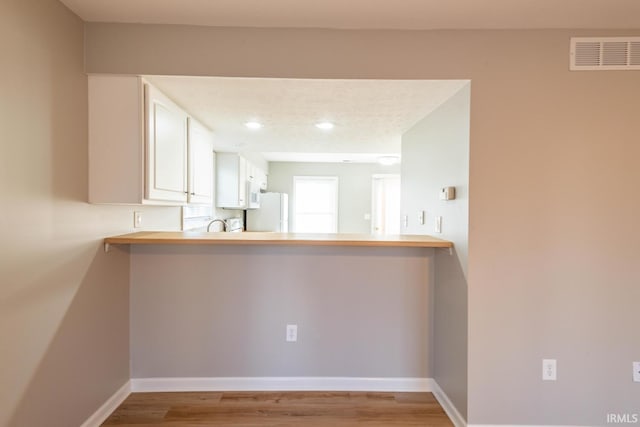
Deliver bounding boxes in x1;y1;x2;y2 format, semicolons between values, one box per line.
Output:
371;174;401;235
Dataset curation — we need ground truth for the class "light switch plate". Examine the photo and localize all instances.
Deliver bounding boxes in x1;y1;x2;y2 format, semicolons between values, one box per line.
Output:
286;324;298;342
633;361;640;382
134;211;143;228
542;359;557;381
435;216;442;233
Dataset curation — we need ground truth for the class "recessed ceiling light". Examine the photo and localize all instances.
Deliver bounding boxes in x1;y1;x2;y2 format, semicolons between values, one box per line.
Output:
245;121;263;130
315;121;335;130
378;156;400;166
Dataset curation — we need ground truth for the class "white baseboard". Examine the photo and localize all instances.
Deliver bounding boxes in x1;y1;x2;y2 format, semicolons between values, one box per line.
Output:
130;376;434;393
80;380;131;427
431;380;467;427
85;377;471;427
78;377;592;427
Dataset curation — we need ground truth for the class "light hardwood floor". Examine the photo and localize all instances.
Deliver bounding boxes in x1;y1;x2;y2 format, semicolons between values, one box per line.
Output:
102;391;454;426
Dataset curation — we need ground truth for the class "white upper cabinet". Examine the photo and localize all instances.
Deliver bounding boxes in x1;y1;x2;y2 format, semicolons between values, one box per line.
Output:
188;118;214;205
256;168;268;192
145;84;188;203
216;153;247;209
245;161;261;209
88;75;214;206
216;155;266;209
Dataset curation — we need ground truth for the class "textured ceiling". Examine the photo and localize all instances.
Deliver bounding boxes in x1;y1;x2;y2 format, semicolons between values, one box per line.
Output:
145;76;468;162
60;0;640;29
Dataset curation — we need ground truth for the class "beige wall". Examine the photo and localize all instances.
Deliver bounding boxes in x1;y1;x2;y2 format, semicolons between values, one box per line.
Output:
401;84;470;419
130;245;433;379
268;161;400;233
85;24;640;425
1;3;172;426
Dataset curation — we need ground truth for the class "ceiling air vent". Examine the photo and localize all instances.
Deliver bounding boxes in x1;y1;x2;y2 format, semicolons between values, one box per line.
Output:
570;37;640;70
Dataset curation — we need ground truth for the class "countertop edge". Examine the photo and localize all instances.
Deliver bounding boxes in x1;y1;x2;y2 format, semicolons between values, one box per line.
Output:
104;232;453;248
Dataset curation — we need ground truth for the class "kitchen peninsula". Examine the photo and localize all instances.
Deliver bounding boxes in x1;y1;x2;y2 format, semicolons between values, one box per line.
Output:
112;231;451;389
104;231;453;248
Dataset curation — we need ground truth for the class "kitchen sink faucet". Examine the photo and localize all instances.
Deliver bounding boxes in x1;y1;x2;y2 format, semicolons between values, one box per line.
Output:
206;219;227;232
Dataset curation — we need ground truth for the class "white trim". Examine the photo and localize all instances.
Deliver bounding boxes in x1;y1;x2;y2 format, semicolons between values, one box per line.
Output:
80;380;131;427
431;380;467;427
131;376;433;393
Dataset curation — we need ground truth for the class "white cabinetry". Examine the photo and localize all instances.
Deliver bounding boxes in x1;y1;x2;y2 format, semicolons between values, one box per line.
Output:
256;168;268;192
245;161;262;209
187;118;214;205
89;75;214;205
216;154;267;209
216;153;247;209
145;84;188;203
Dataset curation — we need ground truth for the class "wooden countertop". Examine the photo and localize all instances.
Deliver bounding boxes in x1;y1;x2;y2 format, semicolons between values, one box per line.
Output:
104;231;453;248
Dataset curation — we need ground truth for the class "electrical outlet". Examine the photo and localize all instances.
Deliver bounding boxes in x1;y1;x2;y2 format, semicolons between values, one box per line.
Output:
134;211;143;228
542;359;557;381
418;211;425;225
435;216;442;233
633;361;640;382
286;324;298;342
403;215;409;228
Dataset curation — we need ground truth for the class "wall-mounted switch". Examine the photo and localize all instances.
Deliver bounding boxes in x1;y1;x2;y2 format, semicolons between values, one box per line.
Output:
286;324;298;342
435;216;442;233
418;211;425;225
542;359;557;381
134;211;143;228
403;215;409;228
633;361;640;382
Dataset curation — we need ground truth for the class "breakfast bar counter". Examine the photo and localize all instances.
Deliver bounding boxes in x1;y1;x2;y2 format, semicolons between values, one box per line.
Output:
111;230;447;385
104;231;453;248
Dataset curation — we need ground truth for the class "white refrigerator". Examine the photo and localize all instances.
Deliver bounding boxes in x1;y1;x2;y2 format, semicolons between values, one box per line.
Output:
246;193;289;232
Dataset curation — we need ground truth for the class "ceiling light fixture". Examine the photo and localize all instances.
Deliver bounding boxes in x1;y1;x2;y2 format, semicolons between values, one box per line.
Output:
378;156;400;166
245;121;263;130
315;121;335;130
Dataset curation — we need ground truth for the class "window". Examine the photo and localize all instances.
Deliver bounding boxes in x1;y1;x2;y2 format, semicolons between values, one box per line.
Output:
293;176;338;233
371;174;401;235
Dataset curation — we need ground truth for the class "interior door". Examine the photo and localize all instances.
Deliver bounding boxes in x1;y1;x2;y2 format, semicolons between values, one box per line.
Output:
371;174;401;235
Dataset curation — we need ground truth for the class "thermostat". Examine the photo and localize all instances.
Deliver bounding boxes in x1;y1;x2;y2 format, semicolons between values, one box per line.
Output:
439;187;456;201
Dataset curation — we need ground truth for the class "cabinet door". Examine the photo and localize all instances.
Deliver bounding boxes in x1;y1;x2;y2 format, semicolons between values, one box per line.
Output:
216;153;247;209
145;84;188;203
238;156;247;207
188;118;213;205
246;161;255;182
257;168;268;191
